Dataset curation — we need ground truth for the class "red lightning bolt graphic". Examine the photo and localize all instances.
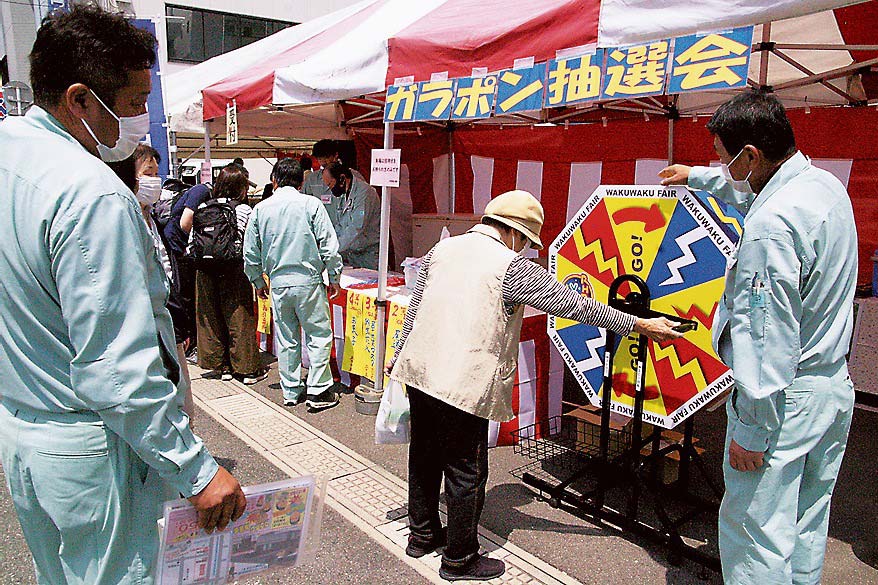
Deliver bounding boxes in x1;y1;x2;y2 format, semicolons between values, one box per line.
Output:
673;303;718;330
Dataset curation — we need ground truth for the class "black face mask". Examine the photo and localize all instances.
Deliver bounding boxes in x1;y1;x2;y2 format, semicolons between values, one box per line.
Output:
331;178;346;197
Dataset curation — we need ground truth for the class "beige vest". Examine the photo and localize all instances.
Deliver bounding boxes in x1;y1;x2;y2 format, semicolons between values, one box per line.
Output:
391;225;524;421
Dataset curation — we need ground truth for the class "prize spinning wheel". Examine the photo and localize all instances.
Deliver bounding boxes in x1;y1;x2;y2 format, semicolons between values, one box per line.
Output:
548;185;744;428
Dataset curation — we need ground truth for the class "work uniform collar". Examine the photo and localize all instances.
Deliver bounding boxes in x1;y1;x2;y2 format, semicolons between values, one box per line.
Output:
25;105;88;152
745;151;809;221
468;223;509;247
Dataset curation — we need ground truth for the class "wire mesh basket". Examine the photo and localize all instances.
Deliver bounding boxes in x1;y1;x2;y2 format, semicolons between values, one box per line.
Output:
512;413;633;468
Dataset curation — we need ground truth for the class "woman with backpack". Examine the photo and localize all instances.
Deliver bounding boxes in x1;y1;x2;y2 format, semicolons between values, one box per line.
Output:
190;164;266;384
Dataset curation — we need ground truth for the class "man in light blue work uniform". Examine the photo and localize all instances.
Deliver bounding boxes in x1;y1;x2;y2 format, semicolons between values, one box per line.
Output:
323;162;382;270
244;158;344;411
301;139;364;230
0;7;245;584
661;92;858;584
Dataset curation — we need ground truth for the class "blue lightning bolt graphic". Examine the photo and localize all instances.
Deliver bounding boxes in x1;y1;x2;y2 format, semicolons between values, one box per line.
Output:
660;228;708;287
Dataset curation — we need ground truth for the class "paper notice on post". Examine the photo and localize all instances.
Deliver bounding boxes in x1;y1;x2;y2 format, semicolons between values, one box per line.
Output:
157;476;316;585
369;149;401;187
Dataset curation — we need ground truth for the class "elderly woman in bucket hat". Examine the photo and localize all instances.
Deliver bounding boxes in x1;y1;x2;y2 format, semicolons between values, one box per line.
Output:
388;190;682;581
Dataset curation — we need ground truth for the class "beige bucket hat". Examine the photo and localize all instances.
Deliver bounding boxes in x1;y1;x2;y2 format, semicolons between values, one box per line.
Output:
482;190;545;250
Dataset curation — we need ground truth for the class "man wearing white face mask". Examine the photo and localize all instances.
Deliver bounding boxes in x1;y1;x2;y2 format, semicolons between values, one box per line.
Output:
0;7;244;584
660;92;858;585
387;190;683;581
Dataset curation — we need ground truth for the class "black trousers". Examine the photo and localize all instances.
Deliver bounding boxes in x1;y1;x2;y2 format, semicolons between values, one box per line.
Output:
174;253;198;345
407;387;489;566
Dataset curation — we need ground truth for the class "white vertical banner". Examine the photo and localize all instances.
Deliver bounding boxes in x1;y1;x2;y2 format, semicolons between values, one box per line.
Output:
548;344;564;421
567;162;603;220
516;161;544;201
812;159;853;188
517;341;538;436
634;159;669;185
471;155;495;214
432;154;451;213
516;161;543;258
390;164;414;266
488;421;500;448
332;304;351;387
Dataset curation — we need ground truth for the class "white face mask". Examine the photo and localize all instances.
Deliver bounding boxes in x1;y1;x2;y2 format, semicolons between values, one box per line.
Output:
80;90;150;162
514;232;532;257
720;148;754;195
136;175;162;206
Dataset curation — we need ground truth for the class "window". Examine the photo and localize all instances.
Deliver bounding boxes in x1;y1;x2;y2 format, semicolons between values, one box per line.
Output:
165;5;296;63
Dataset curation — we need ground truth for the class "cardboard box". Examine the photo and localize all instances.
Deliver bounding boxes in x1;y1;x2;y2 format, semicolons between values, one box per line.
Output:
411;214;480;256
640;431;705;484
563;405;654;457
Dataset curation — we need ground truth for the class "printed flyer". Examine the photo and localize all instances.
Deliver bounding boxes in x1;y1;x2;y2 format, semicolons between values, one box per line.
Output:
158;476;316;584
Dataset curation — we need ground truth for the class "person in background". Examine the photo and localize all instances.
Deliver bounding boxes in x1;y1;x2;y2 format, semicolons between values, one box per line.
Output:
0;7;244;583
388;190;682;581
244;158;343;411
322;162;381;270
300;153;314;183
132;144;196;420
302;139;364;229
164;174;212;364
193;164;266;385
232;156;257;190
659;92;858;585
134;142;159;177
261;182;274;199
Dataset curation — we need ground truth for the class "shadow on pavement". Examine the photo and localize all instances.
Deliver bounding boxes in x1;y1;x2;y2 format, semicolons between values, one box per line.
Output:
826;406;878;570
482;483;604;541
215;457;238;473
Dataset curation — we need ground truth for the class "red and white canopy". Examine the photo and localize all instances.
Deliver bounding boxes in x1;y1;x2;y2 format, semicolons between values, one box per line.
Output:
165;0;874;133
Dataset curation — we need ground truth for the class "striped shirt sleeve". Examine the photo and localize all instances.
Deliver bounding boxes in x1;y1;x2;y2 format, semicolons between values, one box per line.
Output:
503;256;637;336
390;248;434;366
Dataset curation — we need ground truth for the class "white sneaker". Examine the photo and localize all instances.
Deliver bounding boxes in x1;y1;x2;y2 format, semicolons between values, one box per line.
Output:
237;370;268;385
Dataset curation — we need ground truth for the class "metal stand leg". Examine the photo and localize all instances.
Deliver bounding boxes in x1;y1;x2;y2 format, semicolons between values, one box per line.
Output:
520;274;723;572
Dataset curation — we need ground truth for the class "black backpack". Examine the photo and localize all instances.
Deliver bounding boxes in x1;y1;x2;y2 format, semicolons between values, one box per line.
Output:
152;179;190;230
185;197;242;269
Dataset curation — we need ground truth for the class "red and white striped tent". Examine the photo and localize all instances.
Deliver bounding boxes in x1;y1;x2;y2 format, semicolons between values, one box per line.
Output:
169;1;877;439
168;0;877;132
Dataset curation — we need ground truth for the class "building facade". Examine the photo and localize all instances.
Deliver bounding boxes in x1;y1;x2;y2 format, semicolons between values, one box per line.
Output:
130;0;358;77
1;0;357;88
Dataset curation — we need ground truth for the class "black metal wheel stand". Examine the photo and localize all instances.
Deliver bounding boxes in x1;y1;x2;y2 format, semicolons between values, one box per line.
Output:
520;275;723;571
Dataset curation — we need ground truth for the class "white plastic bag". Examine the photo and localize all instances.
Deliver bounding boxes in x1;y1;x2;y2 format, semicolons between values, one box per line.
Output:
375;379;411;444
400;256;423;290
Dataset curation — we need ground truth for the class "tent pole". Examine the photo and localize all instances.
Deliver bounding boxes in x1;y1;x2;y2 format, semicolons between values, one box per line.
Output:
448;126;456;214
668;116;675;166
759;23;771;87
169;130;179;178
374;121;394;393
203;120;212;183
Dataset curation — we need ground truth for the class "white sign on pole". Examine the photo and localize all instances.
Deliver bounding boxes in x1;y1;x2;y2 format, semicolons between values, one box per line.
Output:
226;101;238;146
370;149;402;188
200;161;212;184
